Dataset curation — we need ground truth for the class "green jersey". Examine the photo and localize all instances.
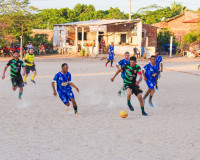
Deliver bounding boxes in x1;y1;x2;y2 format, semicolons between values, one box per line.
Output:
122;64;141;85
7;59;25;78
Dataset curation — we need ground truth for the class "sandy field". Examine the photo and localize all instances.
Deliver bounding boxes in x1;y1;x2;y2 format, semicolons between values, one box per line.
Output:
0;55;200;160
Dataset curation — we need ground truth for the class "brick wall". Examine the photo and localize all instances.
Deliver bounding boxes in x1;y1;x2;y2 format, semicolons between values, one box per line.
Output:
32;29;53;41
142;24;157;47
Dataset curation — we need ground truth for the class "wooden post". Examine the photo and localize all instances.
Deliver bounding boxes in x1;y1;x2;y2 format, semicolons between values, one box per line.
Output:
20;24;23;59
129;0;132;21
75;26;78;46
96;30;99;55
170;36;173;57
81;27;84;49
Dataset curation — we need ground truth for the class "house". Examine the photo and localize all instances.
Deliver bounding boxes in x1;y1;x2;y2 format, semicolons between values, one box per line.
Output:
152;11;200;41
53;19;157;56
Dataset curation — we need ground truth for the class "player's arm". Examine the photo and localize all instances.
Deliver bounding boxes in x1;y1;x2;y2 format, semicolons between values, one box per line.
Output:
116;62;120;69
51;81;57;96
160;63;163;72
111;68;122;82
142;69;147;82
2;65;8;80
136;70;142;86
69;82;79;93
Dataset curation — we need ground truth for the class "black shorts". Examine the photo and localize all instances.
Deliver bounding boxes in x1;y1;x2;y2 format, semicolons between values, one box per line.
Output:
26;65;36;74
124;83;143;96
11;76;24;88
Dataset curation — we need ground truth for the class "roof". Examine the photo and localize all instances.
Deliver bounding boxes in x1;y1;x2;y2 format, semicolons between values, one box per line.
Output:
54;19;141;26
165;13;184;22
183;17;200;23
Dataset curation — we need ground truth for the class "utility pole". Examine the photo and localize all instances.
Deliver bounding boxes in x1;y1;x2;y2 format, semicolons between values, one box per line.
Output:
129;0;132;21
20;24;23;59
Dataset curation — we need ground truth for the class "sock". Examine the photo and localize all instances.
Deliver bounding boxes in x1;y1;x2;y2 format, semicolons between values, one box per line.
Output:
111;61;113;66
19;92;23;98
31;73;36;80
127;100;132;107
73;106;78;114
141;106;145;113
24;75;27;82
143;94;148;100
149;95;153;102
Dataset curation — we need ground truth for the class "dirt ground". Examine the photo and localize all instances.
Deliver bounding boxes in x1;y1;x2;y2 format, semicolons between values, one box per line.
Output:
0;55;200;160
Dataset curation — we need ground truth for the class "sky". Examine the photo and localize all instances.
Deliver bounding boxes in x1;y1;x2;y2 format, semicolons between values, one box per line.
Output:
30;0;200;13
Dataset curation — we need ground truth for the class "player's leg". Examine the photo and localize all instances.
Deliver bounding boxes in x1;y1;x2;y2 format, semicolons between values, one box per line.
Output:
18;76;24;100
65;102;70;112
11;78;18;91
155;71;160;90
143;89;151;104
110;60;113;67
31;69;36;84
70;98;80;115
148;88;155;107
126;87;134;111
137;93;148;116
24;66;30;85
105;60;110;67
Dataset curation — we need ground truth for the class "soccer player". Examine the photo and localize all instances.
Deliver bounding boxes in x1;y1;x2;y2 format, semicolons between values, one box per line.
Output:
51;63;80;115
105;42;114;67
142;55;159;107
24;48;36;84
116;51;130;96
155;50;163;89
111;56;148;116
2;51;25;100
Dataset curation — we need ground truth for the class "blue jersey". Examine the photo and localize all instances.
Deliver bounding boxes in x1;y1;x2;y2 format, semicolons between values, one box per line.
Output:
156;55;163;70
53;72;72;95
117;59;130;79
108;45;114;60
143;63;158;82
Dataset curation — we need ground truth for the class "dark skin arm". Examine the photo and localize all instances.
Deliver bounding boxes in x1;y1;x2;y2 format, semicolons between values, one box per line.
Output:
2;65;8;80
142;70;147;82
111;69;122;82
69;82;79;93
51;82;57;96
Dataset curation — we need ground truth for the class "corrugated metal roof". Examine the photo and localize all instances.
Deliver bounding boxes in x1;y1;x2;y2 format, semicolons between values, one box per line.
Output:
54;19;141;26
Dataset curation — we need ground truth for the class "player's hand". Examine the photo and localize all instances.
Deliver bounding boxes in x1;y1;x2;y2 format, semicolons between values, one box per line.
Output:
135;81;139;86
75;87;79;93
2;75;5;80
144;76;147;82
22;72;25;76
111;77;114;82
53;91;57;96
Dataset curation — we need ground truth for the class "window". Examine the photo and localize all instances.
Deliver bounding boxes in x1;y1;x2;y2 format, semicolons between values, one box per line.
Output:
121;34;126;43
78;32;87;40
133;26;137;36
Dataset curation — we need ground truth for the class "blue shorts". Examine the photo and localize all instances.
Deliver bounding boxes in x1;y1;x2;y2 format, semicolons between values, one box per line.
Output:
146;80;156;90
59;90;75;105
121;74;125;82
108;54;114;61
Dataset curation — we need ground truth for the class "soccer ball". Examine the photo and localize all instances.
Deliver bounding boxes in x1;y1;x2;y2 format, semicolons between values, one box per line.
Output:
120;110;128;118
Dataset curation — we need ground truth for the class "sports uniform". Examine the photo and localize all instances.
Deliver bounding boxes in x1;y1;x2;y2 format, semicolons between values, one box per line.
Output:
122;64;143;96
143;63;158;90
53;72;74;105
25;53;36;74
108;45;114;61
7;59;25;88
117;59;130;81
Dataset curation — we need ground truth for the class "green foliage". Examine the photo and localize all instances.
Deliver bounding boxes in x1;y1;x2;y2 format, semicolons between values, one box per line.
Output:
23;34;49;47
183;31;200;44
133;2;187;24
157;29;176;46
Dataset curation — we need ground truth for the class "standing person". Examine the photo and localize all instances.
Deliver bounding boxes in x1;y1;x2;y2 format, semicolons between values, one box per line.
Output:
142;55;159;107
24;48;36;85
51;63;80;115
105;42;114;67
2;51;25;100
92;40;95;55
111;56;148;116
155;50;163;89
116;52;130;96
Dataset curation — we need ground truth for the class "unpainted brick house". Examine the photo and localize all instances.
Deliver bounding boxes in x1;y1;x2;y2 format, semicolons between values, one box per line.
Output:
152;11;200;42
